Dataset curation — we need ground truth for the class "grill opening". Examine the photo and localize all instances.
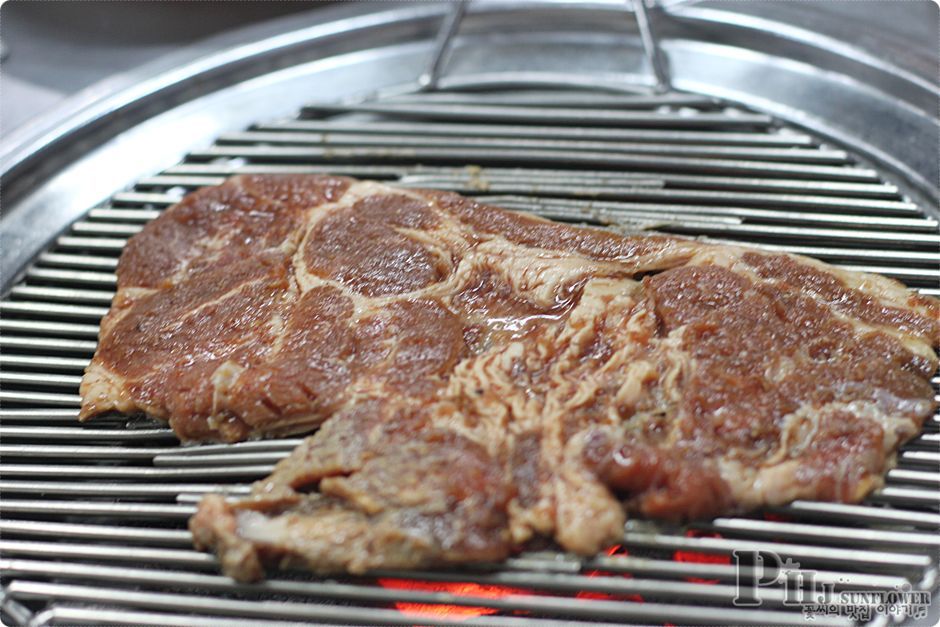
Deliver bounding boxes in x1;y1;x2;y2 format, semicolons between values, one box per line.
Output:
1;82;938;627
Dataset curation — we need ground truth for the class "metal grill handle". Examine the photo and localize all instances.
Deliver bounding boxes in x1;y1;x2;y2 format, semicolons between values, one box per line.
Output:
418;0;469;91
631;0;672;91
418;0;672;92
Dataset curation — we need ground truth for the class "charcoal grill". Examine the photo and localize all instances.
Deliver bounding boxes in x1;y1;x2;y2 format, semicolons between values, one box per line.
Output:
1;2;938;626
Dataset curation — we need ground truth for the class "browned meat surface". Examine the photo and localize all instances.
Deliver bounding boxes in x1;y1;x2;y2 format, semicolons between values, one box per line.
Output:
80;175;700;440
77;175;939;581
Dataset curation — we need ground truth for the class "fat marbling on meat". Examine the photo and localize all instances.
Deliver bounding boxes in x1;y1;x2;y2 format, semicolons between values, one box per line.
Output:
77;175;939;581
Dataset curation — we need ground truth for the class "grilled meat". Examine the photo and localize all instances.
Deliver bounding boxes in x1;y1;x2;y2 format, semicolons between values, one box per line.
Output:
77;175;938;580
79;175;701;441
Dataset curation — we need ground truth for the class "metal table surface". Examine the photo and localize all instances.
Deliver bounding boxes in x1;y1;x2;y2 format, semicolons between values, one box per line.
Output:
0;1;319;133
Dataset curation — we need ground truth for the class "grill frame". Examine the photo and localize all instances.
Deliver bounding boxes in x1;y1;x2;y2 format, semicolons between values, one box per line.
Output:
2;2;939;626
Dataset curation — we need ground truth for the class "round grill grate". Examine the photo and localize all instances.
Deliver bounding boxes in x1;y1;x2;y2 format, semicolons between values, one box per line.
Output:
1;88;938;627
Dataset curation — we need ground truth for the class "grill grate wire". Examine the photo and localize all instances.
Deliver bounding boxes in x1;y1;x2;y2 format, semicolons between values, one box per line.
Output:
1;89;939;627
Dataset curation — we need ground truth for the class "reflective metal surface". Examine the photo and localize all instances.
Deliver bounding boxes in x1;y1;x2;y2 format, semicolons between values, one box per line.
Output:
2;0;937;291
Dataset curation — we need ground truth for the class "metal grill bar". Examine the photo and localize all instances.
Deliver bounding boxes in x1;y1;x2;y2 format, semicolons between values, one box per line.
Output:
9;286;116;304
0;556;864;610
0;372;83;388
29;606;305;627
0;355;91;371
6;581;853;626
438;187;917;216
397;170;902;197
888;469;940;487
0;445;175;459
573;557;908;590
870;486;940;506
163;164;901;196
0;482;248;497
0;501;195;518
257;119;818;146
901;451;940;466
0;542;214;568
0;427;172;441
770;501;940;528
165;162;408;178
0;319;100;337
34;255;122;271
36;252;119;269
55;236;128;251
153;452;290;467
137;175;228;188
0;464;277;479
0;391;82;406
0;301;110;320
620;534;932;572
0;337;96;353
702;519;940;549
69;223;142;238
0;521;192;546
479;196;935;229
0;409;82;421
0;531;909;591
107;188;922;217
216;131;851;164
2;86;938;627
299;102;776;127
0;518;922;593
380;91;719;108
188;145;878;180
88;208;162;221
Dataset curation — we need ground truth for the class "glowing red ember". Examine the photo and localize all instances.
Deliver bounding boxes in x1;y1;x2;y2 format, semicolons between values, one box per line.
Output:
673;529;730;584
377;578;530;620
577;544;644;603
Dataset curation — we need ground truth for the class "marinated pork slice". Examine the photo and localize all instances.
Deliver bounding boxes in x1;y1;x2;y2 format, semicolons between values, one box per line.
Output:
79;175;703;441
76;175;939;580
